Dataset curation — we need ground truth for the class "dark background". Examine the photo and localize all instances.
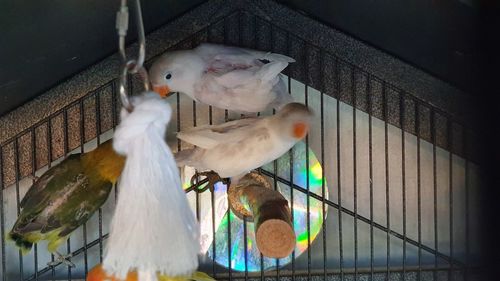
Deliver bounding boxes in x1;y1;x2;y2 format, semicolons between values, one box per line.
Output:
0;0;205;117
278;0;482;93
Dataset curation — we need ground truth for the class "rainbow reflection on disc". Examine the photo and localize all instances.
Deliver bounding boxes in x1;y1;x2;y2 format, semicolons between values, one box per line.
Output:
206;141;329;271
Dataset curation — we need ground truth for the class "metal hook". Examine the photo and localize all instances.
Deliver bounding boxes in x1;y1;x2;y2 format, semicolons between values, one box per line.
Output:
116;0;148;112
119;62;133;113
119;60;150;113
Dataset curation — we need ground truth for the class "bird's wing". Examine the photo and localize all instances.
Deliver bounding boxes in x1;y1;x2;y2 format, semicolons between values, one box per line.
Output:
268;75;294;110
210;60;287;95
256;61;288;82
196;43;295;64
55;179;113;237
13;154;111;236
211;67;258;88
196;43;294;77
20;154;81;208
177;117;260;149
13;155;85;233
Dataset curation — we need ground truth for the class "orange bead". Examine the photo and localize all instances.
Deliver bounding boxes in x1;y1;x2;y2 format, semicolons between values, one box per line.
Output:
87;264;138;281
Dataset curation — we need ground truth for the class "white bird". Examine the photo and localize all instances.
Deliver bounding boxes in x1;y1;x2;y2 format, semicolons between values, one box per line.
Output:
174;103;312;183
149;43;295;113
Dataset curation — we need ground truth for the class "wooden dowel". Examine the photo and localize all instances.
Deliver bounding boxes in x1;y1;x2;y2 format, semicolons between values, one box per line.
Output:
228;172;295;258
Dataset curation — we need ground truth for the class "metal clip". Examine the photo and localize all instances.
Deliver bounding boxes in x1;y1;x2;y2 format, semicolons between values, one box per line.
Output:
116;4;129;62
119;60;150;113
116;0;149;112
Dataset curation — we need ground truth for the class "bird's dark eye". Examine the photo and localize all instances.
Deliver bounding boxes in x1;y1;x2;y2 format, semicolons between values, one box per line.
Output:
165;73;172;80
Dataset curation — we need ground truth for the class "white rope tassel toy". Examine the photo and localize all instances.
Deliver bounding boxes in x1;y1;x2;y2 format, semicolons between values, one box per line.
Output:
103;92;199;280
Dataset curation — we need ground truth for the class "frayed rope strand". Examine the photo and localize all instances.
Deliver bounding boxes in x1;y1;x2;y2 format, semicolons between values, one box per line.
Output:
103;92;199;280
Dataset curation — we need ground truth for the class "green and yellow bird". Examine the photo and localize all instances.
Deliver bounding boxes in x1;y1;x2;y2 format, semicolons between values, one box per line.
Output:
8;139;125;266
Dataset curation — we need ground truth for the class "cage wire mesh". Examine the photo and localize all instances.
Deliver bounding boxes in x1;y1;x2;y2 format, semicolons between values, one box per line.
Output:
0;6;483;281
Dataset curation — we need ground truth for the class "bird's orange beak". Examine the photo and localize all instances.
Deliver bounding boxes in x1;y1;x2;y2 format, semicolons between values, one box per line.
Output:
293;122;309;139
152;85;172;98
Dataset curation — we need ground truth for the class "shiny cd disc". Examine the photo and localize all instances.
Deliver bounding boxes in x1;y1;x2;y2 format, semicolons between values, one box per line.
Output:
182;141;329;271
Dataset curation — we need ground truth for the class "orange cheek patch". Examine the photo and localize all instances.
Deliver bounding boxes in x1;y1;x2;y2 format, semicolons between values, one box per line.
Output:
293;122;308;139
152;85;171;98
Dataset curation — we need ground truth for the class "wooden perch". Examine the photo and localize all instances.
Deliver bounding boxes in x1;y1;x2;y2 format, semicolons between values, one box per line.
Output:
228;172;295;258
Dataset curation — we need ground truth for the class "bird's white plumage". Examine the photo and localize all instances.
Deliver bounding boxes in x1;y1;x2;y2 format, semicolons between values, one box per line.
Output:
150;43;295;113
175;103;312;179
177;117;259;149
104;93;199;280
196;43;295;65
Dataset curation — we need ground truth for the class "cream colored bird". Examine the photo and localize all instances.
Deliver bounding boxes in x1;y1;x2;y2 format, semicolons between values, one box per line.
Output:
149;43;295;113
175;103;312;183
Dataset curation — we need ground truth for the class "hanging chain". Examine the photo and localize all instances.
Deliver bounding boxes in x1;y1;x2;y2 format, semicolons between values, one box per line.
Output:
115;0;150;112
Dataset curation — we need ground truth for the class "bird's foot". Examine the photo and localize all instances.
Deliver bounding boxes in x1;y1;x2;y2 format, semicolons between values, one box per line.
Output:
47;251;76;268
190;171;230;193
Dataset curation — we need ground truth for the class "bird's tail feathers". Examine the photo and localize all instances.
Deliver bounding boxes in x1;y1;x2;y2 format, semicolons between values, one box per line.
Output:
189;271;218;281
174;149;197;167
7;231;35;255
269;76;294;110
8;228;67;255
258;61;288;82
46;231;67;253
260;52;295;63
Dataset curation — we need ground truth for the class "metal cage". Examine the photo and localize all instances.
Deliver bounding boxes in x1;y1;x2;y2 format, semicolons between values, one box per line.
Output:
0;1;483;280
